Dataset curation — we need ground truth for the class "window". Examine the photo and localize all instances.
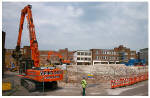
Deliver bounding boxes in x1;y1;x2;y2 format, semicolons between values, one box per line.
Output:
81;58;84;60
104;56;106;59
77;57;80;60
131;52;135;55
125;52;128;55
81;52;84;55
112;52;114;55
117;57;119;60
109;56;112;60
85;52;88;55
77;52;80;55
111;57;114;60
85;58;88;60
99;56;101;60
96;56;99;60
89;52;91;55
107;51;109;54
88;58;91;61
24;49;27;54
96;50;99;54
102;50;105;54
109;52;111;55
106;56;108;59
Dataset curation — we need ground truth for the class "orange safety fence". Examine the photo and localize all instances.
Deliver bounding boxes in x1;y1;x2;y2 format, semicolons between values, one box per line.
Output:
111;73;148;89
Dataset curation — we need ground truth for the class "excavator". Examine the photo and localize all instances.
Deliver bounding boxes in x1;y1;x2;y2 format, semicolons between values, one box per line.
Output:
12;5;63;91
47;51;70;65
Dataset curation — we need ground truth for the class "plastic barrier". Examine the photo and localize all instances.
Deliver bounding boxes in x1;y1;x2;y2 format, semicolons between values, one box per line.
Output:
111;73;148;89
116;80;120;88
111;80;115;89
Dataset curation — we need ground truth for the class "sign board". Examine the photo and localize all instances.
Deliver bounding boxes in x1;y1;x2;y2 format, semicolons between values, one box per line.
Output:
88;74;94;79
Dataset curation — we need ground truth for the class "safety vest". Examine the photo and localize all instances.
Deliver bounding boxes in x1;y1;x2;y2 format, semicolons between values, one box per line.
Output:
81;79;87;88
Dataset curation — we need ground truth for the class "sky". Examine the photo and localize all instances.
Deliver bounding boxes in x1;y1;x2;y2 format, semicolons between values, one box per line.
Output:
2;2;148;51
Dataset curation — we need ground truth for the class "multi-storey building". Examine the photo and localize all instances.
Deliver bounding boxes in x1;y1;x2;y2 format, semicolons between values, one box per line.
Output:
114;45;137;63
5;45;138;66
139;48;148;65
91;45;137;65
74;50;92;65
90;49;119;65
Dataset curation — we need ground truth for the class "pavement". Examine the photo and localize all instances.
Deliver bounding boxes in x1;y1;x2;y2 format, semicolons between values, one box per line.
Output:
2;71;149;96
106;80;148;96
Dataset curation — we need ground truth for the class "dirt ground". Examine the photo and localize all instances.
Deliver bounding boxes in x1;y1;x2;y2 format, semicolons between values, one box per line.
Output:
2;71;148;96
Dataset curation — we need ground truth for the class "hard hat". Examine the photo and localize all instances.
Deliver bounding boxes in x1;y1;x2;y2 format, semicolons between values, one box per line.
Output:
82;76;86;79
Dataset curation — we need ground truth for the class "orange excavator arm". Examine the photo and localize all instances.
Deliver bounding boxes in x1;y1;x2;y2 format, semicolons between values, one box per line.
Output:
47;51;63;61
15;5;40;67
47;51;70;64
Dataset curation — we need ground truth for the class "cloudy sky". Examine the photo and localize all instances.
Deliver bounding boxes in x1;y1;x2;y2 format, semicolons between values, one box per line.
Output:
2;2;148;51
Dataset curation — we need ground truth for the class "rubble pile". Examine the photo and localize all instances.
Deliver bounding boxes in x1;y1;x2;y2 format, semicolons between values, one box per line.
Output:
58;65;148;84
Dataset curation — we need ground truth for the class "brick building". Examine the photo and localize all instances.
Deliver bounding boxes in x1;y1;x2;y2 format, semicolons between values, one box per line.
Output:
114;45;137;63
5;46;31;68
90;49;119;65
58;48;74;65
5;45;138;66
39;48;74;65
5;49;16;68
91;45;137;65
5;48;24;69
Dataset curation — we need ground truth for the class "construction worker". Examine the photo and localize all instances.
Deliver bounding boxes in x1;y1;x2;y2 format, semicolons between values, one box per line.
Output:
81;76;87;96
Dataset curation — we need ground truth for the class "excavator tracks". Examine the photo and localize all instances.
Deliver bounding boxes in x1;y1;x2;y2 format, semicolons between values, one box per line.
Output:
21;78;36;92
21;78;58;92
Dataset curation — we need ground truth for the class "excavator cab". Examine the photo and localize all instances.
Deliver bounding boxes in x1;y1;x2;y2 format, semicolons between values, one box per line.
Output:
19;59;34;74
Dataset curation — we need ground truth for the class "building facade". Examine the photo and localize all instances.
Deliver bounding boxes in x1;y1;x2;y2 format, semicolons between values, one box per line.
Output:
74;50;92;65
114;45;137;63
5;46;31;68
90;49;119;65
39;48;74;65
5;45;138;66
91;45;137;65
58;48;74;65
139;48;148;65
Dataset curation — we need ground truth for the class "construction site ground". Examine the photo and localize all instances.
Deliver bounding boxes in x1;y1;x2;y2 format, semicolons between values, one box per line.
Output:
2;70;148;96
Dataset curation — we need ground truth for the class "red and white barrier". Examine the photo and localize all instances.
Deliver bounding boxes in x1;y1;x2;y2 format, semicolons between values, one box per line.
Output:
111;73;148;89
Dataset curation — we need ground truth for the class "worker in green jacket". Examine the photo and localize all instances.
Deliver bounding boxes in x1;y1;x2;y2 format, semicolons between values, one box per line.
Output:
81;77;87;96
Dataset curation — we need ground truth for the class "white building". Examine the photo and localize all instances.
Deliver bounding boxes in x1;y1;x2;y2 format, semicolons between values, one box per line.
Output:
74;50;92;65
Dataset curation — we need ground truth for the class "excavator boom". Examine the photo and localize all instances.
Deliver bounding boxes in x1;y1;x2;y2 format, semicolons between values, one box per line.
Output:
16;5;39;67
47;51;70;65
